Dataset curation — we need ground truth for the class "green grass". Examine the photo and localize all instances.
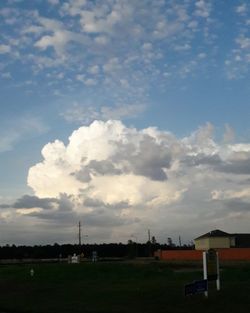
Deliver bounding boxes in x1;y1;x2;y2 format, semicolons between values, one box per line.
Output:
0;261;249;313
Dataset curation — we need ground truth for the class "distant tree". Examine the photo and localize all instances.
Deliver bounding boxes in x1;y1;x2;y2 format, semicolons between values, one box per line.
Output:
167;237;173;247
127;240;137;259
151;236;157;245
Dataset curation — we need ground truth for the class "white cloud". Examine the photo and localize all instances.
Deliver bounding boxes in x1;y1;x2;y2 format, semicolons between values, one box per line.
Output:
174;43;191;51
142;43;153;51
0;116;48;153
211;188;250;201
48;0;60;5
61;102;146;124
225;33;250;79
1;120;250;242
94;35;109;45
1;72;12;79
194;0;211;18
198;52;206;59
34;16;87;56
223;124;235;143
27;120;185;200
35;30;71;55
88;65;99;75
24;120;250;241
83;78;97;86
236;35;250;50
61;0;87;16
0;44;11;54
74;75;97;86
0;0;218;101
61;103;100;124
100;104;145;120
103;58;121;73
75;2;133;35
236;3;247;15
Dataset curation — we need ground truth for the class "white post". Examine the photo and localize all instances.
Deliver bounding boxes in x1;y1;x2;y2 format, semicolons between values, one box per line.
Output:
216;252;220;291
203;251;208;297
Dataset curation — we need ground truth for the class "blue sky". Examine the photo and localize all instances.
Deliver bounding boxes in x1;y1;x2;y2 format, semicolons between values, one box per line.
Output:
0;0;250;245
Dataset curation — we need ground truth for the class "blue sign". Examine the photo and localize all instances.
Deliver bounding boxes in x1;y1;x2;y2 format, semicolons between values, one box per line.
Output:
185;279;208;296
195;279;208;293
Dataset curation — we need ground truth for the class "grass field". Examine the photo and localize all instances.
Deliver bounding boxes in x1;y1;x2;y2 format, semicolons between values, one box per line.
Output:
0;261;249;313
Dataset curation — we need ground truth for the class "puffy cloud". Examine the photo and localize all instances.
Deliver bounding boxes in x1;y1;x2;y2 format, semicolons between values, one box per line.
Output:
34;16;88;56
0;116;48;153
225;7;250;80
194;0;211;18
2;120;250;243
0;194;70;211
24;120;187;241
236;35;250;50
236;3;248;15
0;0;216;103
0;44;11;54
88;65;100;75
28;120;180;199
216;157;250;175
47;0;60;5
61;102;146;124
13;195;57;210
223;124;235;143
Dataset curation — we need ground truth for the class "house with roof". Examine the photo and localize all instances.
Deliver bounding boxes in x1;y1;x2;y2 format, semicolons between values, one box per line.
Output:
154;229;250;261
194;229;250;250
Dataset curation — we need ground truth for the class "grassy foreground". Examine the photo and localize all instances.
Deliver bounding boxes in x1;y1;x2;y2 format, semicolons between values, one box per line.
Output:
0;261;249;313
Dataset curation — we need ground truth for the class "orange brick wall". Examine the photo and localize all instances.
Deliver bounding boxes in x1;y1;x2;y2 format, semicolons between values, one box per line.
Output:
155;248;250;261
218;248;250;260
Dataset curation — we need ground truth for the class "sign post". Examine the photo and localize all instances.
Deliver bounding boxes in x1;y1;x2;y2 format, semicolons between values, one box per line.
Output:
203;249;220;296
185;250;220;298
216;251;220;291
203;251;208;297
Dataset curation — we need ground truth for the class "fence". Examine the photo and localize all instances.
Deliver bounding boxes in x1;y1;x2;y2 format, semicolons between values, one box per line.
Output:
155;248;250;261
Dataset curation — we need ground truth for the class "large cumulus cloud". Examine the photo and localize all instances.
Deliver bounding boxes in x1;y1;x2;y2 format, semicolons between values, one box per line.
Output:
27;120;182;205
2;120;250;244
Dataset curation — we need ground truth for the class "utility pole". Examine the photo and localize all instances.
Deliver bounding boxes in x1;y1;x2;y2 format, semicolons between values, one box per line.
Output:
179;235;182;247
147;229;152;257
78;221;82;247
148;229;151;242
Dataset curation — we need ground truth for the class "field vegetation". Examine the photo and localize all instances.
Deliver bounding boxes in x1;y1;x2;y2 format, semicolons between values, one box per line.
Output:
0;261;249;313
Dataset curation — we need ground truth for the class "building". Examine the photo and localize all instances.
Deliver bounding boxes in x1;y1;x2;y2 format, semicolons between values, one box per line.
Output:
154;229;250;261
233;233;250;248
194;229;250;250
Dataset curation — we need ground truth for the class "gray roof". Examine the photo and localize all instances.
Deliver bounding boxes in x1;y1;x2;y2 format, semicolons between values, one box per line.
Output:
194;229;230;240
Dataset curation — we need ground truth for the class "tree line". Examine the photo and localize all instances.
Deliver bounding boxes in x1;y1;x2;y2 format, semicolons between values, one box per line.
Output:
0;241;194;259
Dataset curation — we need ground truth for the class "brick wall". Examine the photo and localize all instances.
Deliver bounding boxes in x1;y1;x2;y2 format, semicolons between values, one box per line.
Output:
218;248;250;260
155;248;250;261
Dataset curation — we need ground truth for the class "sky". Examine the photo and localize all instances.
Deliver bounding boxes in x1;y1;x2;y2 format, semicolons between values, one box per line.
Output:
0;0;250;246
